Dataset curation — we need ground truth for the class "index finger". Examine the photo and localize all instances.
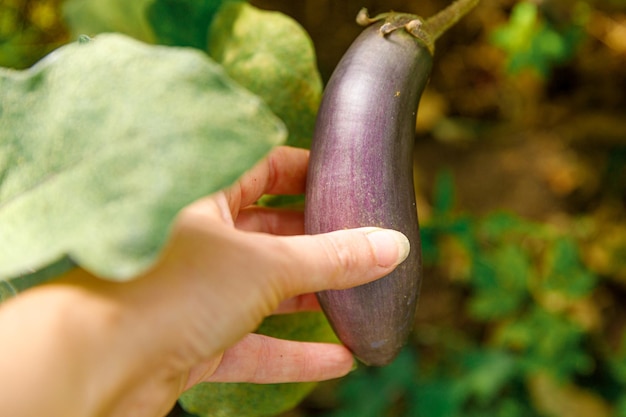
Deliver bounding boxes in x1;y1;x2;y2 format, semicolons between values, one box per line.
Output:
225;146;309;214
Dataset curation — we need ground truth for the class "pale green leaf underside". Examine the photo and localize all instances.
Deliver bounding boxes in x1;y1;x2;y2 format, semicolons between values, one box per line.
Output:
0;34;285;281
61;0;321;150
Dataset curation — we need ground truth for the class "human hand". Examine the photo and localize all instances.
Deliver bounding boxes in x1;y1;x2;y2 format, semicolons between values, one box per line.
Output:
0;146;410;417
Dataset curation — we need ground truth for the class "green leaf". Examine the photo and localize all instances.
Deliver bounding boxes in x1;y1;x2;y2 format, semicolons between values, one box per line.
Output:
433;169;456;216
332;349;418;417
490;1;584;77
413;378;464;417
491;1;539;55
208;2;322;148
8;258;77;292
541;237;596;298
147;0;242;49
0;280;17;303
458;349;518;404
0;34;285;282
62;0;156;43
494;307;592;379
61;1;322;149
469;245;529;320
478;212;528;241
179;312;337;417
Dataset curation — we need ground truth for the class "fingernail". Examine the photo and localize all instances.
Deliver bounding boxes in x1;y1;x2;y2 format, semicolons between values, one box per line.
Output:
365;228;410;268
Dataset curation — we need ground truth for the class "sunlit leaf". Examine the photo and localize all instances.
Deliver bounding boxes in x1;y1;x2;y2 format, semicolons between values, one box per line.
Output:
62;0;156;43
208;2;322;148
0;34;285;282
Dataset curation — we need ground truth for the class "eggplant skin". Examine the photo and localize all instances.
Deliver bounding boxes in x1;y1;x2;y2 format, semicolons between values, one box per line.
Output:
305;21;433;366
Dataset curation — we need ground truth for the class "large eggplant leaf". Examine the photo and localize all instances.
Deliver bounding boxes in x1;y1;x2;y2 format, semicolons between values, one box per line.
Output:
63;0;243;50
61;0;320;149
0;33;285;282
208;2;322;149
179;312;340;417
62;0;156;43
146;0;243;49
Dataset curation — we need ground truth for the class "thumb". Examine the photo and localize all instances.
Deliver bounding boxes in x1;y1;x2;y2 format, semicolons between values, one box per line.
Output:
274;227;411;297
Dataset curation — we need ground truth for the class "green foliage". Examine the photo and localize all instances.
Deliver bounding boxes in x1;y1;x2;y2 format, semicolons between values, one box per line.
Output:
0;33;284;282
326;344;531;417
491;1;587;76
3;2;325;415
328;349;420;417
428;171;600;400
432;168;456;215
325;169;610;416
62;0;321;148
3;2;623;417
180;313;337;417
147;0;239;49
0;280;17;303
0;0;69;69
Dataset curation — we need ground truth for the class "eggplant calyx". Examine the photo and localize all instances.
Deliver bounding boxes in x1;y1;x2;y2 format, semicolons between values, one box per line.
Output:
356;8;431;52
356;0;479;55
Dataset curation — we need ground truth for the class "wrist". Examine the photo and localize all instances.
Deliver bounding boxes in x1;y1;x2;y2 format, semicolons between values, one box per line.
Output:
0;271;143;417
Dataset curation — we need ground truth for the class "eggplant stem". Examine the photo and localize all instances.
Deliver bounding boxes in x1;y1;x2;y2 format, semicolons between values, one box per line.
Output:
423;0;479;43
356;0;478;55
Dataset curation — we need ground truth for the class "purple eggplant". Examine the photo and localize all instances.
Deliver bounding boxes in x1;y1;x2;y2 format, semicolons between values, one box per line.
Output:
305;1;479;366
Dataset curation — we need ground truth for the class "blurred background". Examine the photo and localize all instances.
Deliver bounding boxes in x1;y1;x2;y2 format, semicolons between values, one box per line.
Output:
2;0;626;416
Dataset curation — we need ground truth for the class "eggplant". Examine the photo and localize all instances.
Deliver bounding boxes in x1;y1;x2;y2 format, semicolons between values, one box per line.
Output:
305;0;479;366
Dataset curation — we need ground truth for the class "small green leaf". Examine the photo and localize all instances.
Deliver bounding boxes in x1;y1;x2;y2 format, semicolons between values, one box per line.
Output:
179;312;337;417
469;245;530;320
491;1;585;76
62;0;156;43
8;258;77;292
458;349;518;404
469;289;525;320
332;349;418;417
208;2;322;148
433;169;456;216
0;280;17;303
414;378;465;417
541;237;596;298
494;307;592;379
0;34;285;282
491;1;539;54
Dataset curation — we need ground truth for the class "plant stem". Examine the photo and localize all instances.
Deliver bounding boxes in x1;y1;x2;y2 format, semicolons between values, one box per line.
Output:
424;0;479;42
